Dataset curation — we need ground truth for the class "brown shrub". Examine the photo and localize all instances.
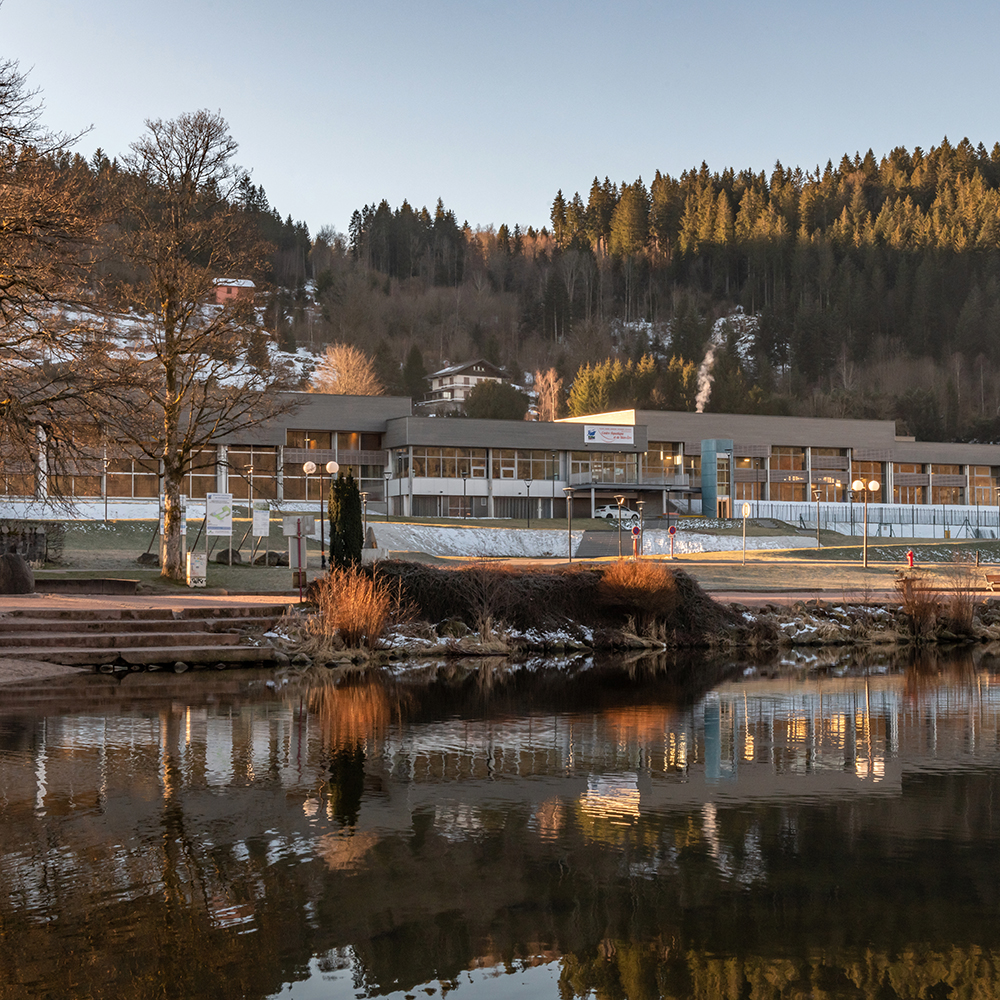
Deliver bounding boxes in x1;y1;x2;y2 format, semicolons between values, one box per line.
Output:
894;571;938;638
598;561;679;631
460;560;518;634
373;559;746;645
943;555;978;634
312;566;393;649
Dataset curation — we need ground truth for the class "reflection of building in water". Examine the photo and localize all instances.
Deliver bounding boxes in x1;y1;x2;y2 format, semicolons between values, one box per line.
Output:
4;672;1000;916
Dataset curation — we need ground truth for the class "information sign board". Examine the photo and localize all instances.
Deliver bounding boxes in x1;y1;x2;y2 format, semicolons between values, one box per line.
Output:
205;493;233;536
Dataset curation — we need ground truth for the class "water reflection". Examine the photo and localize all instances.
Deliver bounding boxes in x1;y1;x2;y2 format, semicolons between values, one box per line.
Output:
2;649;1000;998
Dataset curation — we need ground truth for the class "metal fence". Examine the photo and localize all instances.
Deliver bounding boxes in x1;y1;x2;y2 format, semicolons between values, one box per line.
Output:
750;501;1000;540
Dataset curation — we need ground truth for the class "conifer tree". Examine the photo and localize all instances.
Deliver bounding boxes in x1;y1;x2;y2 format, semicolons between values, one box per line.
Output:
328;471;363;569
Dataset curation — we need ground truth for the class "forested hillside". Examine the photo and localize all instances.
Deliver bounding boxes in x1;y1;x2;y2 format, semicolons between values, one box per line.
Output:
322;138;1000;442
17;130;1000;442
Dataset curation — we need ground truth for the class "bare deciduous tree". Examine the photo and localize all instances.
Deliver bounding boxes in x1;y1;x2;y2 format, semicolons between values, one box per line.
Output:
309;343;384;395
534;367;564;422
104;110;296;581
0;46;117;494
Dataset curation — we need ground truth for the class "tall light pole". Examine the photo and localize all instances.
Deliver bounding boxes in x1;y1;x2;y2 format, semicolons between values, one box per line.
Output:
524;477;533;530
361;491;368;537
563;486;574;563
614;493;626;560
852;478;880;568
322;461;338;568
636;499;645;558
303;461;316;572
383;470;391;520
462;475;468;518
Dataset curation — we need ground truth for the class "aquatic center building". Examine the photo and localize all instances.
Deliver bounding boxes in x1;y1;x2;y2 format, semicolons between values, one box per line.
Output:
6;392;1000;537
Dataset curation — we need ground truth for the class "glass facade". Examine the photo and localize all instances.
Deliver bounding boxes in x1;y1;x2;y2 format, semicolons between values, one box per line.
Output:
492;450;557;481
226;447;277;501
412;447;488;478
969;466;998;506
930;464;964;505
850;461;884;502
645;442;683;481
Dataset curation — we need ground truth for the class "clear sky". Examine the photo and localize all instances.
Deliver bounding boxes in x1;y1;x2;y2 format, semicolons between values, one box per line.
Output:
6;0;1000;238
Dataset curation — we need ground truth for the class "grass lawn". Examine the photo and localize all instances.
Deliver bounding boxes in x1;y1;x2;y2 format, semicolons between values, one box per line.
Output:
32;516;1000;598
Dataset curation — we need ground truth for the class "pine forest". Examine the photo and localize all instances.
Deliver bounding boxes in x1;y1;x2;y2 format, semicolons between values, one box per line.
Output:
20;134;1000;443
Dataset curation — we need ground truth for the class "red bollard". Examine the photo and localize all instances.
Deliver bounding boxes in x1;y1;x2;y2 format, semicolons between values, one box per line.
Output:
906;549;914;568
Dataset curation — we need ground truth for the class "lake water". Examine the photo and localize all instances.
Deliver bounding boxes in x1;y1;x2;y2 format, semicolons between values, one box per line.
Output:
4;647;1000;999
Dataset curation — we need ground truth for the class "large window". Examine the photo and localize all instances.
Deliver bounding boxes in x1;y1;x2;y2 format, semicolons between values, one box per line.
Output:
969;466;998;506
893;463;926;505
107;455;160;498
492;450;558;480
771;447;807;501
0;468;35;496
226;446;277;501
412;447;487;478
850;461;884;502
645;442;682;481
286;430;332;450
930;464;964;505
569;451;635;484
772;446;806;470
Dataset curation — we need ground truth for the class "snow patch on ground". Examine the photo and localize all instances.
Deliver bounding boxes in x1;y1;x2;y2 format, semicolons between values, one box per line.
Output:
642;531;817;555
366;524;583;558
361;523;816;558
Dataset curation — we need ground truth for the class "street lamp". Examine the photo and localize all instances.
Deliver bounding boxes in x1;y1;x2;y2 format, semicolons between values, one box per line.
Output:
524;478;533;530
321;460;338;568
462;474;468;518
303;460;316;572
563;486;574;563
361;491;368;537
851;478;880;568
636;499;645;558
614;493;626;560
383;470;391;520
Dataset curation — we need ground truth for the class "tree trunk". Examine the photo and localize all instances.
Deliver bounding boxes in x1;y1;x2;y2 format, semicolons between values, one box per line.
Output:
161;462;185;581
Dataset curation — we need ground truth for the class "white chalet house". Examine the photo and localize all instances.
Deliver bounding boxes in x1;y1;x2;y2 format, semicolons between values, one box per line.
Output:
420;359;507;415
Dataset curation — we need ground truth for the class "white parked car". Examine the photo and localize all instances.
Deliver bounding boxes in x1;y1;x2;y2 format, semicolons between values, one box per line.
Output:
593;504;641;525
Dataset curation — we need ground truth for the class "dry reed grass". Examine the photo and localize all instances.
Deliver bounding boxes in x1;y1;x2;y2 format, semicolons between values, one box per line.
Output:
894;571;938;638
598;561;679;631
312;566;394;649
943;555;978;634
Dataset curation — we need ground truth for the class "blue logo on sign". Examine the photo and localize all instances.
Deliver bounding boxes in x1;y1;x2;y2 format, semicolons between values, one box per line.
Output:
586;429;596;441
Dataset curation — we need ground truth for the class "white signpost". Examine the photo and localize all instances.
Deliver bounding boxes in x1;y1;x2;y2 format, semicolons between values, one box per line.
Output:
742;501;751;565
252;501;270;537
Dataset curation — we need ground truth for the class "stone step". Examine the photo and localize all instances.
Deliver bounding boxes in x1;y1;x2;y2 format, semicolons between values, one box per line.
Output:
0;604;289;623
0;616;277;635
3;644;279;667
2;630;242;650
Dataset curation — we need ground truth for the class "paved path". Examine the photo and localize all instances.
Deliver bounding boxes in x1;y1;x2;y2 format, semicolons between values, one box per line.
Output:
0;592;299;616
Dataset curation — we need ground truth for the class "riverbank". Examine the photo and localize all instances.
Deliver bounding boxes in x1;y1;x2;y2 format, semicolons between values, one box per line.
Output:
257;559;1000;673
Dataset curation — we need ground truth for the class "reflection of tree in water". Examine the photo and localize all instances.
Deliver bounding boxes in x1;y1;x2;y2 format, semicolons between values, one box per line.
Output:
5;652;1000;998
306;678;406;747
326;743;365;826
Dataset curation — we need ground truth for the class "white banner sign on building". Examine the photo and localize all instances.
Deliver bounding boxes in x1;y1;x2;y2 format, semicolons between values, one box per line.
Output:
252;501;271;537
584;424;635;446
205;493;233;536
